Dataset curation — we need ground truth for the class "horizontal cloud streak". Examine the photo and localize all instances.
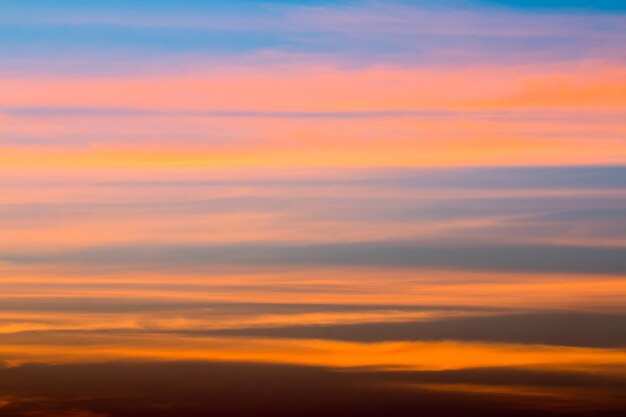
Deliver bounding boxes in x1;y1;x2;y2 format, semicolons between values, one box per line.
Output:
191;312;626;348
4;107;626;121
1;63;623;166
1;167;624;252
3;241;625;274
81;166;626;190
2;2;625;416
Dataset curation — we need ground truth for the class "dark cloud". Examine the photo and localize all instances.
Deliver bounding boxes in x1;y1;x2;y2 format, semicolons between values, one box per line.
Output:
3;241;625;274
1;361;624;417
84;166;626;190
203;312;626;348
2;194;624;224
3;166;619;190
0;297;492;314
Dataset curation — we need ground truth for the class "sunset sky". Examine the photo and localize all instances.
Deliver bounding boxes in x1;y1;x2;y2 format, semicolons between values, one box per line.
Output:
1;1;625;416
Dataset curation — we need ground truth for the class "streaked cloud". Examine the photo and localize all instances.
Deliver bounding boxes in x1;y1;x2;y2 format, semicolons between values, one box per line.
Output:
1;1;625;415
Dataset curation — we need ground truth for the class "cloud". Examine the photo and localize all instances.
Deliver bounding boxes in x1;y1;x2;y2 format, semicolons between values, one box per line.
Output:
2;241;625;274
2;360;624;416
205;312;626;347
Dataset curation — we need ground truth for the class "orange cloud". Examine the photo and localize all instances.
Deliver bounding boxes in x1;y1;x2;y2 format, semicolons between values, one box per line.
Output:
2;333;626;373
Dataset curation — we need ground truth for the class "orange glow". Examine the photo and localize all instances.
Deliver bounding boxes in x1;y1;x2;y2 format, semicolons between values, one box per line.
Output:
2;334;626;372
2;3;625;416
3;266;626;311
0;136;623;169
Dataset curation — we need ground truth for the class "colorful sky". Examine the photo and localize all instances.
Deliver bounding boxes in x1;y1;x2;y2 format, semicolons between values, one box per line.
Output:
1;1;625;416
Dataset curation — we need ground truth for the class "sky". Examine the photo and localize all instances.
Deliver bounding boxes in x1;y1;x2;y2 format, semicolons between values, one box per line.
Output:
0;1;625;417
